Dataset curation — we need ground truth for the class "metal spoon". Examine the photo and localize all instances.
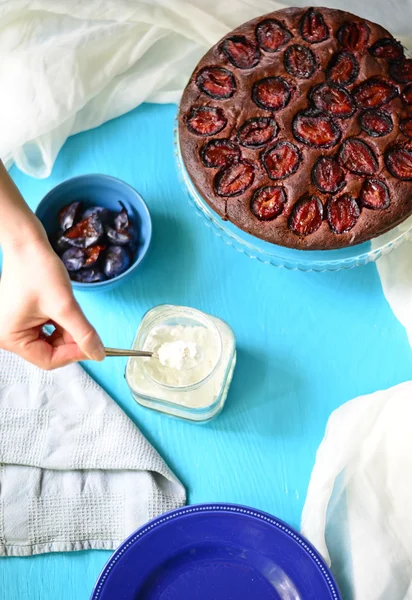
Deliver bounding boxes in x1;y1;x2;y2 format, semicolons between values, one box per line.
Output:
104;347;158;358
103;346;203;370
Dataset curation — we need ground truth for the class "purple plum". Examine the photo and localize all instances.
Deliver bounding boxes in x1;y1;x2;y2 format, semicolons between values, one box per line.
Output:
84;244;106;267
58;201;82;231
71;267;106;283
50;230;70;254
52;199;138;283
105;225;135;245
81;206;111;223
61;214;104;248
103;245;131;279
114;202;130;230
61;247;85;271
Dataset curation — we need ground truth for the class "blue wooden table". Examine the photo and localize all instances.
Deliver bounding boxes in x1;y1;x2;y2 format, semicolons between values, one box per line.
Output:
1;103;412;599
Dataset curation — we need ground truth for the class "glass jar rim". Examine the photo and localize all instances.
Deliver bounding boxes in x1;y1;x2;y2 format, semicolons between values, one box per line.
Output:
138;305;223;391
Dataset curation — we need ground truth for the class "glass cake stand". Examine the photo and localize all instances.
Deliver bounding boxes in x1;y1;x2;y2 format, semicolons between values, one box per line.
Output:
174;129;412;273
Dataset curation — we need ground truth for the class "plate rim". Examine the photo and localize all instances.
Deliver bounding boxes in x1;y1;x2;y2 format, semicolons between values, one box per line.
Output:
90;503;341;600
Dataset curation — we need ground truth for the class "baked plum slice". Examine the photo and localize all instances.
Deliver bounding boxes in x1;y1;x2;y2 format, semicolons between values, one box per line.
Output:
339;138;378;175
58;201;82;231
360;178;390;209
310;83;355;119
359;109;393;137
292;109;341;148
221;36;260;69
337;21;370;52
389;59;412;83
103;246;132;279
312;156;346;194
327;194;360;234
214;161;254;196
400;118;412;139
300;8;329;44
369;38;404;61
262;141;302;181
61;213;104;248
255;18;292;53
326;51;359;85
289;195;324;236
402;84;412;105
385;144;412;180
237;117;278;148
251;186;286;221
252;76;292;111
201;139;240;167
352;77;399;109
284;44;316;79
196;67;236;99
186;106;227;136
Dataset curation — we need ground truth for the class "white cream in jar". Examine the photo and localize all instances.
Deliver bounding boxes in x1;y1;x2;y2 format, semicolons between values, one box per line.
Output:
144;323;219;387
157;339;200;372
126;305;236;421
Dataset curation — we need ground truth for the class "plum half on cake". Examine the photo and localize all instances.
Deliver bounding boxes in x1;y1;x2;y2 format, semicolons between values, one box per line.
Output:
178;7;412;250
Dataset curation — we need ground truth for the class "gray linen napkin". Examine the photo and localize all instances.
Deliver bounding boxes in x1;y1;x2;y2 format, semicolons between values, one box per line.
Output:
0;348;186;556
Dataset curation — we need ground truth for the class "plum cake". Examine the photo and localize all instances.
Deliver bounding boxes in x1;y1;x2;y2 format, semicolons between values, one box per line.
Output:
178;7;412;250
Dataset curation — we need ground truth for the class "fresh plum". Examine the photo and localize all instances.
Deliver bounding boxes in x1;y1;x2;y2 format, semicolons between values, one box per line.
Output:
61;247;85;272
82;206;111;223
71;267;106;283
103;246;132;279
61;213;104;248
105;225;135;245
114;202;130;230
58;201;82;231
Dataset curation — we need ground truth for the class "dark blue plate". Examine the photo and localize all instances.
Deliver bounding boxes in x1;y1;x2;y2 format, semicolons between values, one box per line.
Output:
91;504;341;600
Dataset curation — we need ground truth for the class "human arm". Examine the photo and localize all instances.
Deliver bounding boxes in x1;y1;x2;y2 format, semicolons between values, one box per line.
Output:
0;161;105;369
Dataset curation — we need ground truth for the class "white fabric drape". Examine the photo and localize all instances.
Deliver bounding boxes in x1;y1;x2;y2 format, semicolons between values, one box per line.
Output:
302;382;412;600
0;0;277;178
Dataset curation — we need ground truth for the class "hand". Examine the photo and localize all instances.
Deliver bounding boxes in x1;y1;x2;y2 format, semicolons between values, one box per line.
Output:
0;233;105;370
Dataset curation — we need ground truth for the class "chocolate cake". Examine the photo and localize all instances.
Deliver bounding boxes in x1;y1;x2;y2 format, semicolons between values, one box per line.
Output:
178;7;412;250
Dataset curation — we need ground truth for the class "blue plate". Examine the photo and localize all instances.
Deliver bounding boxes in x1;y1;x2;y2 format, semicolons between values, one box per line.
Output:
91;504;341;600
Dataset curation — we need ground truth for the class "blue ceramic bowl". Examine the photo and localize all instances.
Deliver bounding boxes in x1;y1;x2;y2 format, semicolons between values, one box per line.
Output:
35;174;152;291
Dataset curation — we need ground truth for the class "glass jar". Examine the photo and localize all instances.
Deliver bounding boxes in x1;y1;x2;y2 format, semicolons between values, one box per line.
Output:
125;305;236;422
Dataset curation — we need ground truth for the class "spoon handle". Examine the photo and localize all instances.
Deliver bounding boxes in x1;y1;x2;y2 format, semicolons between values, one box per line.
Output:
104;347;154;358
